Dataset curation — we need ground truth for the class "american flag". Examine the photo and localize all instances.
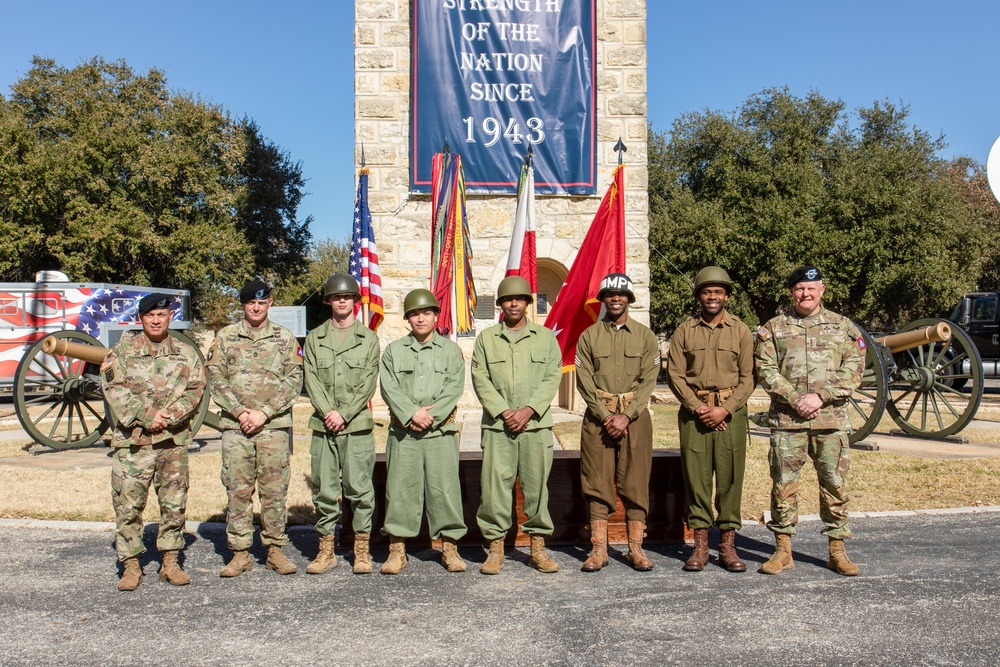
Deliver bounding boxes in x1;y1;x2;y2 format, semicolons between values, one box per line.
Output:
349;167;384;331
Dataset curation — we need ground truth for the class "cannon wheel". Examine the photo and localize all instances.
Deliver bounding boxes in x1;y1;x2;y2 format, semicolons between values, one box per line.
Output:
885;318;984;438
13;331;110;449
848;326;888;443
167;330;211;436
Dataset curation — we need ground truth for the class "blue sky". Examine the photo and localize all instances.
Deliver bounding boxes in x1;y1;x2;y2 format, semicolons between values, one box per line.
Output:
2;1;997;243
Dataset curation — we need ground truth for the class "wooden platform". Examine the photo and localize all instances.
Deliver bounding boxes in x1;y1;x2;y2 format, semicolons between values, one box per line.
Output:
342;449;690;548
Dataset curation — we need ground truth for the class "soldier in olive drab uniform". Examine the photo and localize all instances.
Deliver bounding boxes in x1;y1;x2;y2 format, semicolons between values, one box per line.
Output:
207;280;303;578
102;294;205;591
666;267;754;573
303;274;380;575
379;289;467;575
754;265;865;576
575;273;660;572
471;275;562;575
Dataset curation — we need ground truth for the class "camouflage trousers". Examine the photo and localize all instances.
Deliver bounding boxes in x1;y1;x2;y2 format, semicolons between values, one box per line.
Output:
220;428;291;551
111;442;188;561
310;429;376;536
767;429;852;539
476;428;555;541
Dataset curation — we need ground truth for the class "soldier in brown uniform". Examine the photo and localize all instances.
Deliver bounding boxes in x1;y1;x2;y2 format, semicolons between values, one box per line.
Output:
666;267;754;573
575;273;660;572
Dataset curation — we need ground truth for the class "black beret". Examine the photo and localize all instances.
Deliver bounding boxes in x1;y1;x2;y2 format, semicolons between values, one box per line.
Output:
240;280;271;304
785;265;823;288
138;293;173;314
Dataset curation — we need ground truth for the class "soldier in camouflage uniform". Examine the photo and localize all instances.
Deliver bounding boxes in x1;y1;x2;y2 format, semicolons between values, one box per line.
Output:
575;273;660;573
102;293;205;591
303;274;380;575
754;265;865;576
207;280;303;578
471;275;562;575
379;289;467;575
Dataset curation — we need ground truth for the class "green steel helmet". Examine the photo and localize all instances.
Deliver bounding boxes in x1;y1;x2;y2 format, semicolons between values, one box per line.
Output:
596;273;636;303
323;273;360;300
495;275;533;305
403;288;439;318
692;266;733;296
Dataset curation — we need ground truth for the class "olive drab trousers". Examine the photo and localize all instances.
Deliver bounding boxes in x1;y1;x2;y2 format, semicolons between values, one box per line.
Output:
677;406;748;531
476;428;555;541
310;429;377;536
580;408;653;523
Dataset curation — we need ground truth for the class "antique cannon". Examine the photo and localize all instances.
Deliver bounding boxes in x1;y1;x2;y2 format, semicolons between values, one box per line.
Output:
847;318;984;443
12;330;219;449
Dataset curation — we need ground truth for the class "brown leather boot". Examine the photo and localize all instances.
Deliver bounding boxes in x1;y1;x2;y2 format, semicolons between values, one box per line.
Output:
353;533;373;575
441;537;467;573
117;557;143;591
626;521;654;571
266;546;297;575
581;520;609;572
528;535;559;573
683;528;709;571
760;534;794;574
307;534;337;574
381;536;407;575
159;550;190;586
480;538;505;575
718;529;747;572
828;538;860;576
220;550;253;578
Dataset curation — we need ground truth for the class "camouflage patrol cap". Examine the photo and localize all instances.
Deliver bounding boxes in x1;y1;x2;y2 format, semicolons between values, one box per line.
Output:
496;275;533;305
596;273;636;303
138;293;172;314
786;265;823;288
239;279;271;304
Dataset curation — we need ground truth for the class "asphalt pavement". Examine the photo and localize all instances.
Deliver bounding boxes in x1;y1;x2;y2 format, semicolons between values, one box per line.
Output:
1;510;999;666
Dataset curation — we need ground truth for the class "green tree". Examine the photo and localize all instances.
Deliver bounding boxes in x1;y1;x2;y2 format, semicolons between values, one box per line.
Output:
648;88;986;334
272;237;351;329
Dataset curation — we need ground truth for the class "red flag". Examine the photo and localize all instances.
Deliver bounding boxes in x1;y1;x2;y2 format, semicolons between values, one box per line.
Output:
544;164;626;370
505;160;537;292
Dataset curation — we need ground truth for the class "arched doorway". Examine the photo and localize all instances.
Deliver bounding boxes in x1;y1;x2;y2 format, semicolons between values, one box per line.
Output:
535;258;578;410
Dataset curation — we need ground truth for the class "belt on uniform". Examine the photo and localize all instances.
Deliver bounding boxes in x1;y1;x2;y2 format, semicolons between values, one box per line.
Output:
596;389;636;414
695;387;735;408
390;407;457;430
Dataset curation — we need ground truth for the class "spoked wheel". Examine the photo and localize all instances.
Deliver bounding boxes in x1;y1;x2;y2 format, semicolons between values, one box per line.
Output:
885;318;984;438
167;331;211;435
13;331;110;449
848;326;888;443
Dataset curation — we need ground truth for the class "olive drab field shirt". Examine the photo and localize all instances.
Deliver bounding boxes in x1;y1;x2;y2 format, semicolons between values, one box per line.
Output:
575;316;660;421
380;332;465;435
471;321;562;431
303;319;380;434
754;307;865;431
666;311;755;415
206;319;303;430
101;331;206;448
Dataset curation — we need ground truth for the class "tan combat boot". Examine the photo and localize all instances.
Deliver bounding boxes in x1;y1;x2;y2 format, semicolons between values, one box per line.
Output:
626;521;654;571
306;534;337;574
760;534;794;575
266;546;298;575
528;535;559;573
117;557;143;592
480;538;505;575
683;528;709;571
718;529;747;572
441;537;467;573
381;536;407;575
581;520;609;572
159;550;191;586
828;538;860;576
353;533;373;575
220;550;253;578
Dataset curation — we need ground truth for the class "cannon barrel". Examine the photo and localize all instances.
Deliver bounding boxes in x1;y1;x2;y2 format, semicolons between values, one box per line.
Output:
875;322;951;354
40;335;110;365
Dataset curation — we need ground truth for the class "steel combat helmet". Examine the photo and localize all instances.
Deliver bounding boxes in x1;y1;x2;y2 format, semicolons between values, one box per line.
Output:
495;275;533;305
692;266;733;296
323;273;361;301
403;288;440;318
596;273;636;303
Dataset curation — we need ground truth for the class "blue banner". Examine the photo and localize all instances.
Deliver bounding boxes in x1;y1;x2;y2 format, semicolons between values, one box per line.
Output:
410;0;596;195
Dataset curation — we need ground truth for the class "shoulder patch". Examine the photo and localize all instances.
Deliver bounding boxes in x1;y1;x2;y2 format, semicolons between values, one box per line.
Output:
293;346;304;365
756;326;771;341
857;335;866;351
206;342;216;362
103;367;116;383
